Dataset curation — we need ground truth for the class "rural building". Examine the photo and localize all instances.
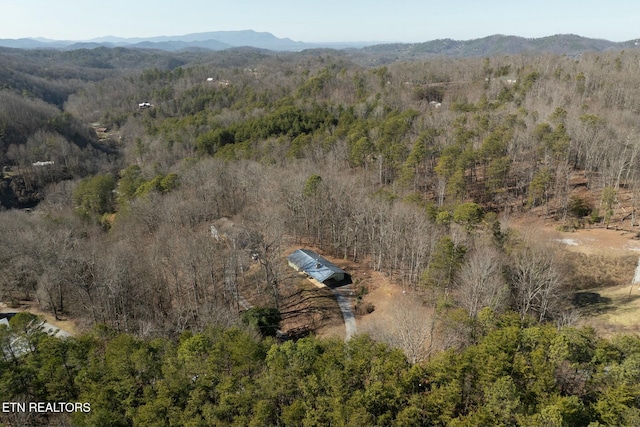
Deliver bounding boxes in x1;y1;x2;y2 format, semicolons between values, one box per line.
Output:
287;249;348;286
0;313;14;328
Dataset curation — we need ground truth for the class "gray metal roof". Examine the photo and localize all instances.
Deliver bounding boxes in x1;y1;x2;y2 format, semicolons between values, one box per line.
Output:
287;249;346;283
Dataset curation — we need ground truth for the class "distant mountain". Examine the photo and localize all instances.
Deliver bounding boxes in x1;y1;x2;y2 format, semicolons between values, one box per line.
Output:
0;31;637;56
363;34;635;59
0;37;71;49
0;30;353;52
84;30;304;51
131;40;233;51
66;39;234;52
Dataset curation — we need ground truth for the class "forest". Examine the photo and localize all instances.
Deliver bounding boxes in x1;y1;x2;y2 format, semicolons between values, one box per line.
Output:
2;44;640;425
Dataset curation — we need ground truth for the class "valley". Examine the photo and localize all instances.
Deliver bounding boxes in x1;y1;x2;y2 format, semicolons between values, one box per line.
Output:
3;39;640;425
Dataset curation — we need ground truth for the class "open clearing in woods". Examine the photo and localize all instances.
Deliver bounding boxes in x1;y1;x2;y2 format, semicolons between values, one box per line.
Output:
281;217;640;341
509;216;640;337
311;216;640;342
278;242;425;341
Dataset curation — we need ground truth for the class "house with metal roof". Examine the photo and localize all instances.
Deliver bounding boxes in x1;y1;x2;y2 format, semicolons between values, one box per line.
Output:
287;249;348;286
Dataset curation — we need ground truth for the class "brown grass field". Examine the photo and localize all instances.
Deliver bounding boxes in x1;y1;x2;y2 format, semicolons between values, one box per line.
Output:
510;215;640;337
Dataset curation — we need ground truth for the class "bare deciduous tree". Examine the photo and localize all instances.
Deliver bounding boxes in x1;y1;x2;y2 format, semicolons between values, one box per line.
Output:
509;244;564;322
456;246;509;320
362;295;435;364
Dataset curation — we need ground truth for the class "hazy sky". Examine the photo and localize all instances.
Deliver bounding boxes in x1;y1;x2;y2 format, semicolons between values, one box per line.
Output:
2;0;639;43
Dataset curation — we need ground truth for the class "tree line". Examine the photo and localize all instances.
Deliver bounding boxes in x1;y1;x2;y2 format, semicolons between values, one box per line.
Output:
2;311;640;426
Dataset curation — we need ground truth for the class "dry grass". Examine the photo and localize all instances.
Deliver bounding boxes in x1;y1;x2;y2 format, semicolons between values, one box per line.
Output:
511;214;640;337
562;252;637;290
575;284;640;337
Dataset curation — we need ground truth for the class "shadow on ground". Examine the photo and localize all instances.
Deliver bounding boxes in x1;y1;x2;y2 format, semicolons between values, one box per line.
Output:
573;291;613;315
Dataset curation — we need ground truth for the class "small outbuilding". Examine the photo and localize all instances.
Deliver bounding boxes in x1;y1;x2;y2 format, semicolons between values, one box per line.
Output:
287;249;348;286
0;313;15;328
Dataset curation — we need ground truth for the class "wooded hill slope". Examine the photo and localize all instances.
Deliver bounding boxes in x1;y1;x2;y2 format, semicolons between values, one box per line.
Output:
2;45;640;426
2;45;640;325
4;311;640;426
3;44;640;328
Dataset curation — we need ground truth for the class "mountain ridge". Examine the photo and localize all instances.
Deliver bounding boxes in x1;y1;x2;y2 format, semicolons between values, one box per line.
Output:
0;30;638;57
363;33;630;58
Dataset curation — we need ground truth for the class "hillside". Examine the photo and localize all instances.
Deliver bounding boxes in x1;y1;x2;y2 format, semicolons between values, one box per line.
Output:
2;31;638;56
4;43;640;426
4;44;640;313
362;34;623;58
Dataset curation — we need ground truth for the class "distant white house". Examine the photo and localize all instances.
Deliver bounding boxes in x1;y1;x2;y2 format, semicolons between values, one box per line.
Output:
208;79;230;87
32;161;54;167
138;102;152;109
